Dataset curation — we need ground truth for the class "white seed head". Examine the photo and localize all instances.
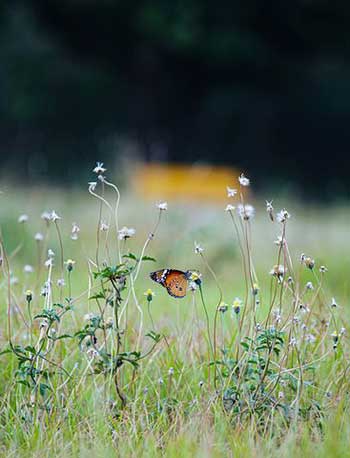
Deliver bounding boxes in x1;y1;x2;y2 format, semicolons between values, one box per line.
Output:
118;226;136;240
71;222;80;240
23;264;34;274
194;242;204;254
237;204;255;221
238;173;250;186
50;210;61;222
18;214;28;223
276;209;291;224
168;367;174;376
93;162;107;175
227;186;237;197
157;202;168;211
100;221;109;231
34;232;44;242
41;211;51;222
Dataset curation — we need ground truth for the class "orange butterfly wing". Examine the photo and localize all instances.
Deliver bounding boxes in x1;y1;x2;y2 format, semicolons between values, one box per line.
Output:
164;270;188;298
150;269;166;284
150;269;188;298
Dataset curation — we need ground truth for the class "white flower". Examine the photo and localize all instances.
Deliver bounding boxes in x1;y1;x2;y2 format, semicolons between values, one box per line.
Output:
276;209;290;224
48;249;55;258
300;254;315;270
227;186;237;197
340;327;346;336
50;210;61;222
41;211;51;222
41;283;50;296
289;337;297;347
270;264;285;279
18;214;28;223
88;182;97;192
93;162;106;174
71;222;80;240
272;309;282;324
168;367;174;376
237;204;255;221
189;281;198;291
57;278;65;287
34;232;44;242
305;334;316;344
118;226;136;240
194;242;204;254
23;265;34;274
306;281;314;290
266;200;274;213
218;303;228;313
293;315;300;324
87;348;99;359
157;202;168;211
45;258;54;268
100;221;109;231
238;173;250;186
319;265;328;273
266;200;274;221
65;259;76;271
225;204;235;212
232;297;242;314
330;297;338;308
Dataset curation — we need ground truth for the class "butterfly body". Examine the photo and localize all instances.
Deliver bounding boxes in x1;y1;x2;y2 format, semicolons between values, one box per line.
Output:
150;269;191;298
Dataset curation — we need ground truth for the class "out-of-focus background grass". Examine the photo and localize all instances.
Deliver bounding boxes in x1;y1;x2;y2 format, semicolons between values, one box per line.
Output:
1;185;349;319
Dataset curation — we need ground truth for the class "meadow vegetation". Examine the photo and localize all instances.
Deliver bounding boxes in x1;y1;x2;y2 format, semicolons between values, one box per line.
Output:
0;164;349;457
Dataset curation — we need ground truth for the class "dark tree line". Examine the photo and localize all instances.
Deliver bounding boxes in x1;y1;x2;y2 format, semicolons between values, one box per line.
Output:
1;1;350;196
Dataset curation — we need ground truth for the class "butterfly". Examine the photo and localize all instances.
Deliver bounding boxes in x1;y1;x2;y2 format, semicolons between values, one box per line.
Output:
149;269;192;298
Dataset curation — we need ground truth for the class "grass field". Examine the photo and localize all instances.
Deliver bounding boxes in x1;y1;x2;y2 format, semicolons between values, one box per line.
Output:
0;169;349;457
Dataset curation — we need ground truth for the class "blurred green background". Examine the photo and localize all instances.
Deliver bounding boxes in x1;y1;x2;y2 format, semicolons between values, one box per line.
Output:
1;1;350;198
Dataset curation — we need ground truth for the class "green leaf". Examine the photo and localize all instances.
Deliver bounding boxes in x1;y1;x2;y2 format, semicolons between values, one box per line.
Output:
123;252;138;261
17;379;31;388
54;334;73;340
89;292;106;300
39;383;52;397
146;331;162;343
141;256;156;262
0;347;12;356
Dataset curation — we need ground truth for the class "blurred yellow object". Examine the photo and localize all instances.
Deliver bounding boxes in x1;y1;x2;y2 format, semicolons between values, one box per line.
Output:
133;163;244;202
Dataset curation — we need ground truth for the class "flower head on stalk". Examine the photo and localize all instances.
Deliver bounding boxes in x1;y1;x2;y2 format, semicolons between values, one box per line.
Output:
93;162;106;175
238;173;250;186
118;226;136;240
227;186;237;198
157;202;168;211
